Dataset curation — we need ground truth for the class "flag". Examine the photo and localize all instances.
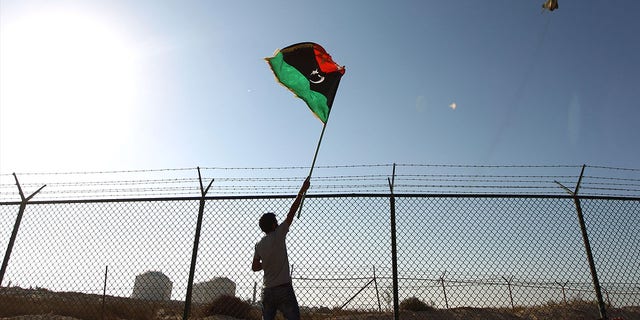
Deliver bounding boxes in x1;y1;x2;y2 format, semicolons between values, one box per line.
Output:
266;42;345;124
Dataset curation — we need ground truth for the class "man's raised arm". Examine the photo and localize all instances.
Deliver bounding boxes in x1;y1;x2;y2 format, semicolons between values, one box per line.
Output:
285;176;311;226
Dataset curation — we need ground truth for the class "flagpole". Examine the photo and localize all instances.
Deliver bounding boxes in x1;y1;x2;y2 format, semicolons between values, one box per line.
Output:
308;123;327;177
297;122;327;218
296;74;344;218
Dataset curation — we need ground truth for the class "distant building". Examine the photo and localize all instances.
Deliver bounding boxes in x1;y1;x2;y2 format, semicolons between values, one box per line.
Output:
131;271;172;301
191;277;236;304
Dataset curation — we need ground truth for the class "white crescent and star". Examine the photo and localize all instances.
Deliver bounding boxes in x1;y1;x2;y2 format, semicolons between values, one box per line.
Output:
309;69;325;84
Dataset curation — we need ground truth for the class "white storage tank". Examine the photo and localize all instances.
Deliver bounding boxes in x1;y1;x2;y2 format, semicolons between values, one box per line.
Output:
131;271;172;301
191;277;236;304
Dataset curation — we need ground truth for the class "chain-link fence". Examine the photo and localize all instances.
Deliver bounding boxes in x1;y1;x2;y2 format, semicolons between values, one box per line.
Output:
1;164;639;319
1;193;639;319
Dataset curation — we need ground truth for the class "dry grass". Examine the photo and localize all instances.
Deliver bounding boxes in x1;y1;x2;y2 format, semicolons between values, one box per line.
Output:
0;287;180;320
202;296;259;320
1;287;639;320
514;300;640;320
399;297;434;312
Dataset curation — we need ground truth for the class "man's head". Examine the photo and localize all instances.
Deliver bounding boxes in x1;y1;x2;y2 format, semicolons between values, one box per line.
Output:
259;212;278;233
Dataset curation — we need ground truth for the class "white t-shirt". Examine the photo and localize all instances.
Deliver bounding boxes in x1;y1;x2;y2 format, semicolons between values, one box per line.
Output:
254;222;292;288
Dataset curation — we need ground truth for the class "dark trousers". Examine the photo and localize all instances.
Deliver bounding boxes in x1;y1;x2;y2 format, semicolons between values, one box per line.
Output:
262;282;300;320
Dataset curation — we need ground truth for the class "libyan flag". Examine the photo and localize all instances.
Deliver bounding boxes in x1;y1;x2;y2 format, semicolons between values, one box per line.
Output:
266;42;345;124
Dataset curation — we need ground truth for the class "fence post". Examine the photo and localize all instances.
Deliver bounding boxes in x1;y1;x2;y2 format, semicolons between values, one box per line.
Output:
603;287;611;307
183;167;214;320
373;266;382;312
102;266;108;320
440;271;449;309
388;163;399;320
338;278;376;310
0;173;46;286
502;276;514;309
555;281;569;305
555;165;607;320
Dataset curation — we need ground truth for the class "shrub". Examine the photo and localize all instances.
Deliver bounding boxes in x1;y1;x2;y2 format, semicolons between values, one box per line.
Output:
399;297;433;311
204;295;253;319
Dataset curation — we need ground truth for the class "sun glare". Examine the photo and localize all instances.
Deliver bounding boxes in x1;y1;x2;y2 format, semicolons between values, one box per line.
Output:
1;9;138;170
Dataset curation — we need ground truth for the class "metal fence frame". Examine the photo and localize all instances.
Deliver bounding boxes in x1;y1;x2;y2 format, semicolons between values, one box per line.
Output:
1;191;638;319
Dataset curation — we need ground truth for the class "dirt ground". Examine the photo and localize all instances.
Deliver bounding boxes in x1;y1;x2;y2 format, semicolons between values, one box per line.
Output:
329;306;640;320
4;306;640;320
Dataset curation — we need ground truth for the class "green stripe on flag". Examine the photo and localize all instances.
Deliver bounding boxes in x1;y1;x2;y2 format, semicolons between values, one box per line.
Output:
268;52;330;123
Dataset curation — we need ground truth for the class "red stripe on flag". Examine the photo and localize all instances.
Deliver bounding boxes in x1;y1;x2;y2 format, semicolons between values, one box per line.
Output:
313;44;345;74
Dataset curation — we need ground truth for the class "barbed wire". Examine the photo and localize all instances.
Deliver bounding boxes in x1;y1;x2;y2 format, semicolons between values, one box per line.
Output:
1;164;639;201
292;276;639;296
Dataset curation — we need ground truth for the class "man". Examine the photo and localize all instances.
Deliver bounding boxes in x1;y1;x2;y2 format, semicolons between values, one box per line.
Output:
252;176;310;320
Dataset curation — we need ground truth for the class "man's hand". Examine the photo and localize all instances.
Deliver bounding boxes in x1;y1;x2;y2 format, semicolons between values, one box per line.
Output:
301;176;311;194
252;256;263;272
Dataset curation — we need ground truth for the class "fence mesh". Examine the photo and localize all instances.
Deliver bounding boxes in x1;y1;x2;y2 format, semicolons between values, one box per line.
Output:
1;164;639;319
1;194;639;319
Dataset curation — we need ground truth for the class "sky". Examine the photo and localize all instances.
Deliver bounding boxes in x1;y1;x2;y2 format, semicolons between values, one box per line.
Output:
1;0;639;174
1;1;639;306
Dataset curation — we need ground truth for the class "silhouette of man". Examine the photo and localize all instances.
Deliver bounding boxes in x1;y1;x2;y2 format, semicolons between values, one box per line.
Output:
252;176;310;320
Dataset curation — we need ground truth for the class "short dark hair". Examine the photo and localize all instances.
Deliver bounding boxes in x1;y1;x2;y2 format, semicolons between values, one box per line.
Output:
259;212;277;233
